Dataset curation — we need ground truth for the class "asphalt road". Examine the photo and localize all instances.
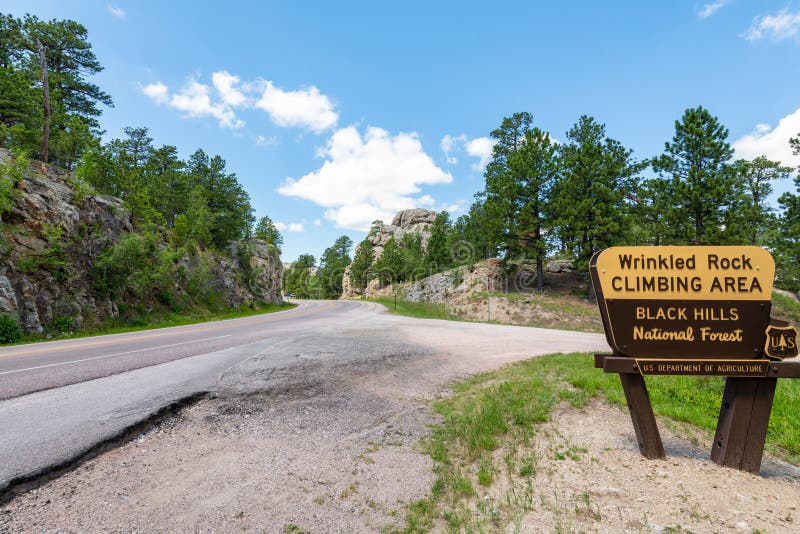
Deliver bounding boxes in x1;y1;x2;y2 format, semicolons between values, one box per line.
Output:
0;300;354;400
0;300;608;496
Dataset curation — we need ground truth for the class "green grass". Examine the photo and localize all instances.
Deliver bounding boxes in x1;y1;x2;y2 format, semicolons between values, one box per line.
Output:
482;290;597;314
2;301;296;347
396;352;800;532
772;292;800;324
371;297;458;321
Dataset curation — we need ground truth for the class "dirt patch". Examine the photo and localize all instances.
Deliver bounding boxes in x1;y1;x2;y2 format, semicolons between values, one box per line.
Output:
475;399;800;533
452;293;603;332
0;374;436;533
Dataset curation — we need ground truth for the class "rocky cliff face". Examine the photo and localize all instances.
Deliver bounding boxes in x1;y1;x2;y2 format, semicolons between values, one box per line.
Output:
0;150;281;334
401;260;504;303
341;208;437;298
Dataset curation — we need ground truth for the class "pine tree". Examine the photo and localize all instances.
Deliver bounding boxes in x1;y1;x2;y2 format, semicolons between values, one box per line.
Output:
187;150;254;247
515;127;557;288
651;106;741;245
400;233;424;281
349;239;375;294
478;113;557;288
317;235;352;298
21;15;113;129
373;237;404;285
449;202;496;264
730;156;792;245
772;133;800;291
284;254;317;298
145;144;188;227
0;15;39;152
253;215;283;249
423;211;451;274
480;112;532;260
173;187;213;247
551;115;642;272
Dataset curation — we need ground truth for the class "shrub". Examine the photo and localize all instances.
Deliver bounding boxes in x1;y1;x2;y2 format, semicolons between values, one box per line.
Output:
0;314;23;344
67;174;95;206
52;316;73;334
451;268;464;287
15;223;70;280
94;231;177;297
0;151;27;216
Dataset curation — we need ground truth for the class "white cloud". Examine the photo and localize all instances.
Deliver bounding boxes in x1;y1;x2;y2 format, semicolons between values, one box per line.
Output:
440;134;495;170
255;134;279;146
255;82;338;133
465;137;495;170
278;126;453;231
743;9;800;42
313;219;322;226
142;82;168;104
211;71;247;107
698;0;729;19
440;134;466;164
142;72;337;134
142;79;244;129
732;108;800;168
107;5;126;18
275;222;305;232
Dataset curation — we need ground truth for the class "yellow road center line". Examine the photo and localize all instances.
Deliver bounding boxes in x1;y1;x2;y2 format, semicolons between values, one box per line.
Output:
0;301;337;359
0;335;233;376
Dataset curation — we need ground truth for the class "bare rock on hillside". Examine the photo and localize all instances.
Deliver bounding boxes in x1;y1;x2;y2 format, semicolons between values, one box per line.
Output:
403;260;504;303
341;208;437;298
0;149;282;334
545;259;575;273
370;208;436;250
390;208;437;229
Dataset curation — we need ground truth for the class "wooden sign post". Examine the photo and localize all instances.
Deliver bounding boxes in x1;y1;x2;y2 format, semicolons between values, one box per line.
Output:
590;246;800;473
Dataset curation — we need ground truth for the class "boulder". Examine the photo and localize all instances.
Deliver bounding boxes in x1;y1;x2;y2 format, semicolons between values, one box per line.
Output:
391;208;436;228
545;259;575;273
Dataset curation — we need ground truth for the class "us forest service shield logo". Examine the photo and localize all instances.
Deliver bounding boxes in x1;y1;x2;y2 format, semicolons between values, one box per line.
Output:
764;325;799;360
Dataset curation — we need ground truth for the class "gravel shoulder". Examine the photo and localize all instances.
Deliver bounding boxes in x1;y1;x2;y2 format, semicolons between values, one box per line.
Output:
8;310;800;532
512;399;800;533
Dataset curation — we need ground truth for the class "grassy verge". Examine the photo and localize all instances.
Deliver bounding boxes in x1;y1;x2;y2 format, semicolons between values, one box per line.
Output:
376;292;798;335
395;352;800;532
3;301;296;347
372;291;602;332
772;292;800;325
371;297;460;321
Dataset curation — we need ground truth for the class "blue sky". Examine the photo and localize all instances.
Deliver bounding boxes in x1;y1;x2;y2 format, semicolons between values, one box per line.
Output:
5;1;800;261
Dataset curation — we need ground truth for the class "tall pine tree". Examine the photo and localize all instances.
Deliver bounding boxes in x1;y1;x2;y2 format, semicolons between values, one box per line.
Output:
423;211;451;274
317;235;352;298
349;239;375;294
650;106;741;245
551;115;642;273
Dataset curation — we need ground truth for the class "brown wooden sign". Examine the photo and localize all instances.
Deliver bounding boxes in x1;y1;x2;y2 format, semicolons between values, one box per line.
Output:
590;246;775;359
590;246;800;475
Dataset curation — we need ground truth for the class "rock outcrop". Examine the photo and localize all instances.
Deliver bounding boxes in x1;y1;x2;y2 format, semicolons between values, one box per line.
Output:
371;208;437;254
340;208;437;298
0;149;282;334
402;260;504;303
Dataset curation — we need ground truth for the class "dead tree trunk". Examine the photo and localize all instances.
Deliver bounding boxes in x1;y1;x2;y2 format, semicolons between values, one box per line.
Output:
37;38;50;165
